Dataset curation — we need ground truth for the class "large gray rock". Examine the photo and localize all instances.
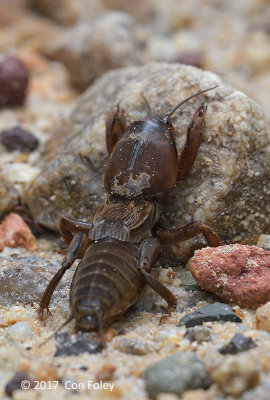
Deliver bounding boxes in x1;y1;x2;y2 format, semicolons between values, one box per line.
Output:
0;252;71;307
24;63;270;262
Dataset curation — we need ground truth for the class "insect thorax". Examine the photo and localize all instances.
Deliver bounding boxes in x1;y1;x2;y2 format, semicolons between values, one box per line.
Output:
88;198;161;243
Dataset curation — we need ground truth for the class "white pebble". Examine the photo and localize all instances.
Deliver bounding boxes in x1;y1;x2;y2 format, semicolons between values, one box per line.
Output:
6;321;32;339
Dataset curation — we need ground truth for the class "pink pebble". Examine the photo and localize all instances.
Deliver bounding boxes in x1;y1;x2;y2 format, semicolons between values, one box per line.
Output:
189;244;270;309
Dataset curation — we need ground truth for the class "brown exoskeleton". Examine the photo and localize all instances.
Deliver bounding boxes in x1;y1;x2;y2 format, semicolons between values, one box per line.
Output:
39;86;222;342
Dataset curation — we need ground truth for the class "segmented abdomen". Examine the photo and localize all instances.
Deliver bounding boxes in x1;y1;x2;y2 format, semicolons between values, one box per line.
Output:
70;237;144;330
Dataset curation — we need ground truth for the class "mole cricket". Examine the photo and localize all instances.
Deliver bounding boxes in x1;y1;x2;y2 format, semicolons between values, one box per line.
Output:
38;86;222;342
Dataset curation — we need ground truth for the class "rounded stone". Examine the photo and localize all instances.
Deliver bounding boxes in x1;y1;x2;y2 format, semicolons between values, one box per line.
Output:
1;126;39;152
189;244;270;309
211;353;260;396
24;63;270;262
256;302;270;332
0;54;29;107
6;321;33;339
143;351;208;399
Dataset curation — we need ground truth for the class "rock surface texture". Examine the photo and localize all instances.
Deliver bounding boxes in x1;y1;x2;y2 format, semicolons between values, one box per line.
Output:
24;63;270;262
189;244;270;308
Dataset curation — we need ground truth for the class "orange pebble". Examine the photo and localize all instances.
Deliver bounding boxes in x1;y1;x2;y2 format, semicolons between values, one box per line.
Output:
96;363;116;381
0;213;38;252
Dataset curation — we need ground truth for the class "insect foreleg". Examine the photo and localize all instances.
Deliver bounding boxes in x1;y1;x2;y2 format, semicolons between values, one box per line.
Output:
137;237;177;309
106;106;126;154
177;103;207;181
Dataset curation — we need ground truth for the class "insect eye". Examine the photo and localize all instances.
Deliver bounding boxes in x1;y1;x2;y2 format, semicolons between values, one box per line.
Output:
163;116;172;126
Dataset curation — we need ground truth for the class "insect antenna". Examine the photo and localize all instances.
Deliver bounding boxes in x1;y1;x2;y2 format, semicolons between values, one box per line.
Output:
140;92;152;118
163;85;218;122
39;309;76;347
98;309;106;348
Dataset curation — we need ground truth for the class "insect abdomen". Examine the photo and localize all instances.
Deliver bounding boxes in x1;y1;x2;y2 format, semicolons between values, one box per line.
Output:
70;237;144;331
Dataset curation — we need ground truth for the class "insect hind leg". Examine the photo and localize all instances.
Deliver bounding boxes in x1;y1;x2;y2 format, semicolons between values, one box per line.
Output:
137;237;177;309
38;232;91;321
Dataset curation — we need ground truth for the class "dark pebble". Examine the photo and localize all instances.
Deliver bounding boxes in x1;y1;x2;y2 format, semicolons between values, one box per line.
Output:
219;333;257;355
79;366;88;371
5;372;34;396
178;302;242;328
1;126;39;152
0;54;29;107
142;351;209;399
55;332;103;356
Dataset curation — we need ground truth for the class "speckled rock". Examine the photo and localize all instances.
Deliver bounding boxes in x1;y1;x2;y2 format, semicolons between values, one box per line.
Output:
0;252;71;307
114;337;156;355
48;11;141;90
189;244;270;309
24;63;270;263
211;352;260;396
143;352;209;399
178;302;242;327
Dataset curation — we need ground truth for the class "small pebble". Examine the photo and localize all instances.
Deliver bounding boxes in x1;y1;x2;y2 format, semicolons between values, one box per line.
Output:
2;163;40;183
184;326;212;343
256;301;270;332
55;332;103;356
180;271;200;292
211;353;260;396
5;372;34;396
219;333;256;354
95;363;116;381
6;321;32;340
1;126;39;152
178;302;242;328
0;54;29;107
257;234;270;250
115;337;155;355
79;366;88;371
142;352;209;399
0;213;38;252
